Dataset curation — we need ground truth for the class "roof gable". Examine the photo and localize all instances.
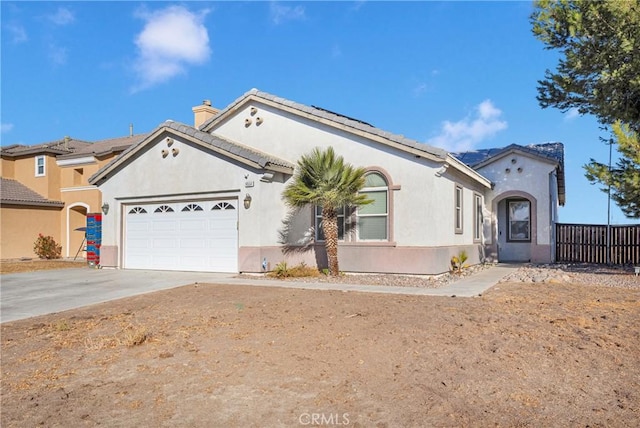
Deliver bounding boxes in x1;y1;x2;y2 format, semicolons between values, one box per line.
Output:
89;121;294;186
200;88;449;163
198;88;491;188
454;142;564;168
454;142;565;205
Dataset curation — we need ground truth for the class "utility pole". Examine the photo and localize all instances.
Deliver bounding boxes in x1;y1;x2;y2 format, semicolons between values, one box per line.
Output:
606;139;612;265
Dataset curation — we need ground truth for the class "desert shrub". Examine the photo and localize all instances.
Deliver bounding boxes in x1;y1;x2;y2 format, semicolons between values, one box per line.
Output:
269;261;320;278
450;250;469;275
271;261;290;278
288;262;320;278
33;234;62;259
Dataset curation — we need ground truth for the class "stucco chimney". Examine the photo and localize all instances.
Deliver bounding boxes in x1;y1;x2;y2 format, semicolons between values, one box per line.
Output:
192;99;219;129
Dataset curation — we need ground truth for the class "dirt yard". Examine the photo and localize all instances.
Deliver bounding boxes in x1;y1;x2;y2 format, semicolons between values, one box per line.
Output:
1;265;639;427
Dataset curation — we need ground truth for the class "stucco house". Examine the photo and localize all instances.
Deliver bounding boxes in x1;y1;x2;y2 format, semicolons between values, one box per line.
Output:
89;89;565;275
0;134;147;259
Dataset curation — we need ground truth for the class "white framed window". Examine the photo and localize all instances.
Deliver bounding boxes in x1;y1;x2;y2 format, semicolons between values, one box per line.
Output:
474;193;483;242
35;155;45;177
454;184;463;234
315;205;346;241
357;172;388;241
507;199;531;242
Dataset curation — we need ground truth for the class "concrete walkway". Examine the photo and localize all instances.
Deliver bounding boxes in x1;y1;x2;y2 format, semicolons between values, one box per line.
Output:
222;263;520;297
0;264;518;323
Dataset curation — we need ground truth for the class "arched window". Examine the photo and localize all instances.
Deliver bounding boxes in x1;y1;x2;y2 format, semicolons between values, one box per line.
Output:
358;172;388;240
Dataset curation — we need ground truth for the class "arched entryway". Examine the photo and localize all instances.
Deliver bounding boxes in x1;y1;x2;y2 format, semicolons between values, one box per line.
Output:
67;203;88;258
492;191;537;262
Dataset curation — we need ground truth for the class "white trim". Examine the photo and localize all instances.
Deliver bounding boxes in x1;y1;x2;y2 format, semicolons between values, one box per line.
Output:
35;155;46;177
56;156;97;167
66;202;90;257
445;154;493;189
61;185;98;192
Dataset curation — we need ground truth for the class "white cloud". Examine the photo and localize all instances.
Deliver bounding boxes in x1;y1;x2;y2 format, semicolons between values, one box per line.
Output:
1;123;14;133
6;23;28;43
270;2;305;25
426;100;508;152
132;5;211;92
413;82;428;97
48;43;68;65
48;7;75;26
564;107;580;121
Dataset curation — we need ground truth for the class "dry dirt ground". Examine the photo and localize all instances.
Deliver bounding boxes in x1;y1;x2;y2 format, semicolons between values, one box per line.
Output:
1;262;639;427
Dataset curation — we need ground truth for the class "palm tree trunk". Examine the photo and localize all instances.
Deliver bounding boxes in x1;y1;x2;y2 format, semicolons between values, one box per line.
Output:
322;207;340;276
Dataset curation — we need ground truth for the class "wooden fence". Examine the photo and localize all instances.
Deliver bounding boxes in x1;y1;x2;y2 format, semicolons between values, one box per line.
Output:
555;223;640;265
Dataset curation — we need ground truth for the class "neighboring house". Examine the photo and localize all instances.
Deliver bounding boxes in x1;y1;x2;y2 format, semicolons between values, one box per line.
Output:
89;89;565;274
0;177;65;259
0;134;148;259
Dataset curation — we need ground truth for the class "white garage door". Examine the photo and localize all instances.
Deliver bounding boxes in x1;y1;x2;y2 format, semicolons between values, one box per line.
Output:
124;200;238;272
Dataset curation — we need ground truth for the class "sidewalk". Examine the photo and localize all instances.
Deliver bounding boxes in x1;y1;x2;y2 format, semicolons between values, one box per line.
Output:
215;263;521;298
1;264;519;323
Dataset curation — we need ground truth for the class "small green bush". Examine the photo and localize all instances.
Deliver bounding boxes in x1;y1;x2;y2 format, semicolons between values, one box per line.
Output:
33;234;62;259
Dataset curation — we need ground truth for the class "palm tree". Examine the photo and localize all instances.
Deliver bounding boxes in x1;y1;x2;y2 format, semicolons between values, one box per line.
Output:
283;146;371;276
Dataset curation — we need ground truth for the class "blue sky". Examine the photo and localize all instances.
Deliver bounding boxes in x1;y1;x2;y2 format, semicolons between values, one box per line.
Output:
1;1;637;225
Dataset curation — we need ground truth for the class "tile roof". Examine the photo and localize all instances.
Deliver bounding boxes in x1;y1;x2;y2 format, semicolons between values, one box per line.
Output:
453;142;564;168
57;133;150;159
200;88;448;161
0;138;91;157
0;178;64;207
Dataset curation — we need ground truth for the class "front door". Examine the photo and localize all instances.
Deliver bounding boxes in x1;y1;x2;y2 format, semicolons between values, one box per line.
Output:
497;198;531;262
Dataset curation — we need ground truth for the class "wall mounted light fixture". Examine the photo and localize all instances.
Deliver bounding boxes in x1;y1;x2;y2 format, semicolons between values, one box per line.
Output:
243;193;252;209
101;203;110;215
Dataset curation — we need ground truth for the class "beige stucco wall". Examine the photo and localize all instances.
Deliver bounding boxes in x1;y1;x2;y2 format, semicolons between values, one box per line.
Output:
0;205;62;259
7;155;61;200
1;158;15;178
56;154;120;257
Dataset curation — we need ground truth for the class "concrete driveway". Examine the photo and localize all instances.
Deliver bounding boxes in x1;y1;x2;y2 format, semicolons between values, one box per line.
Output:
0;268;233;323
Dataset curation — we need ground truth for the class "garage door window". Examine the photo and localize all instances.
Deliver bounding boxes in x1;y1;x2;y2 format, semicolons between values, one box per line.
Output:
212;202;236;210
128;207;147;214
155;205;174;213
182;203;203;212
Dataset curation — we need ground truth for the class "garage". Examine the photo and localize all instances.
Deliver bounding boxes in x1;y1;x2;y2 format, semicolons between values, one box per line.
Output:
124;199;238;272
